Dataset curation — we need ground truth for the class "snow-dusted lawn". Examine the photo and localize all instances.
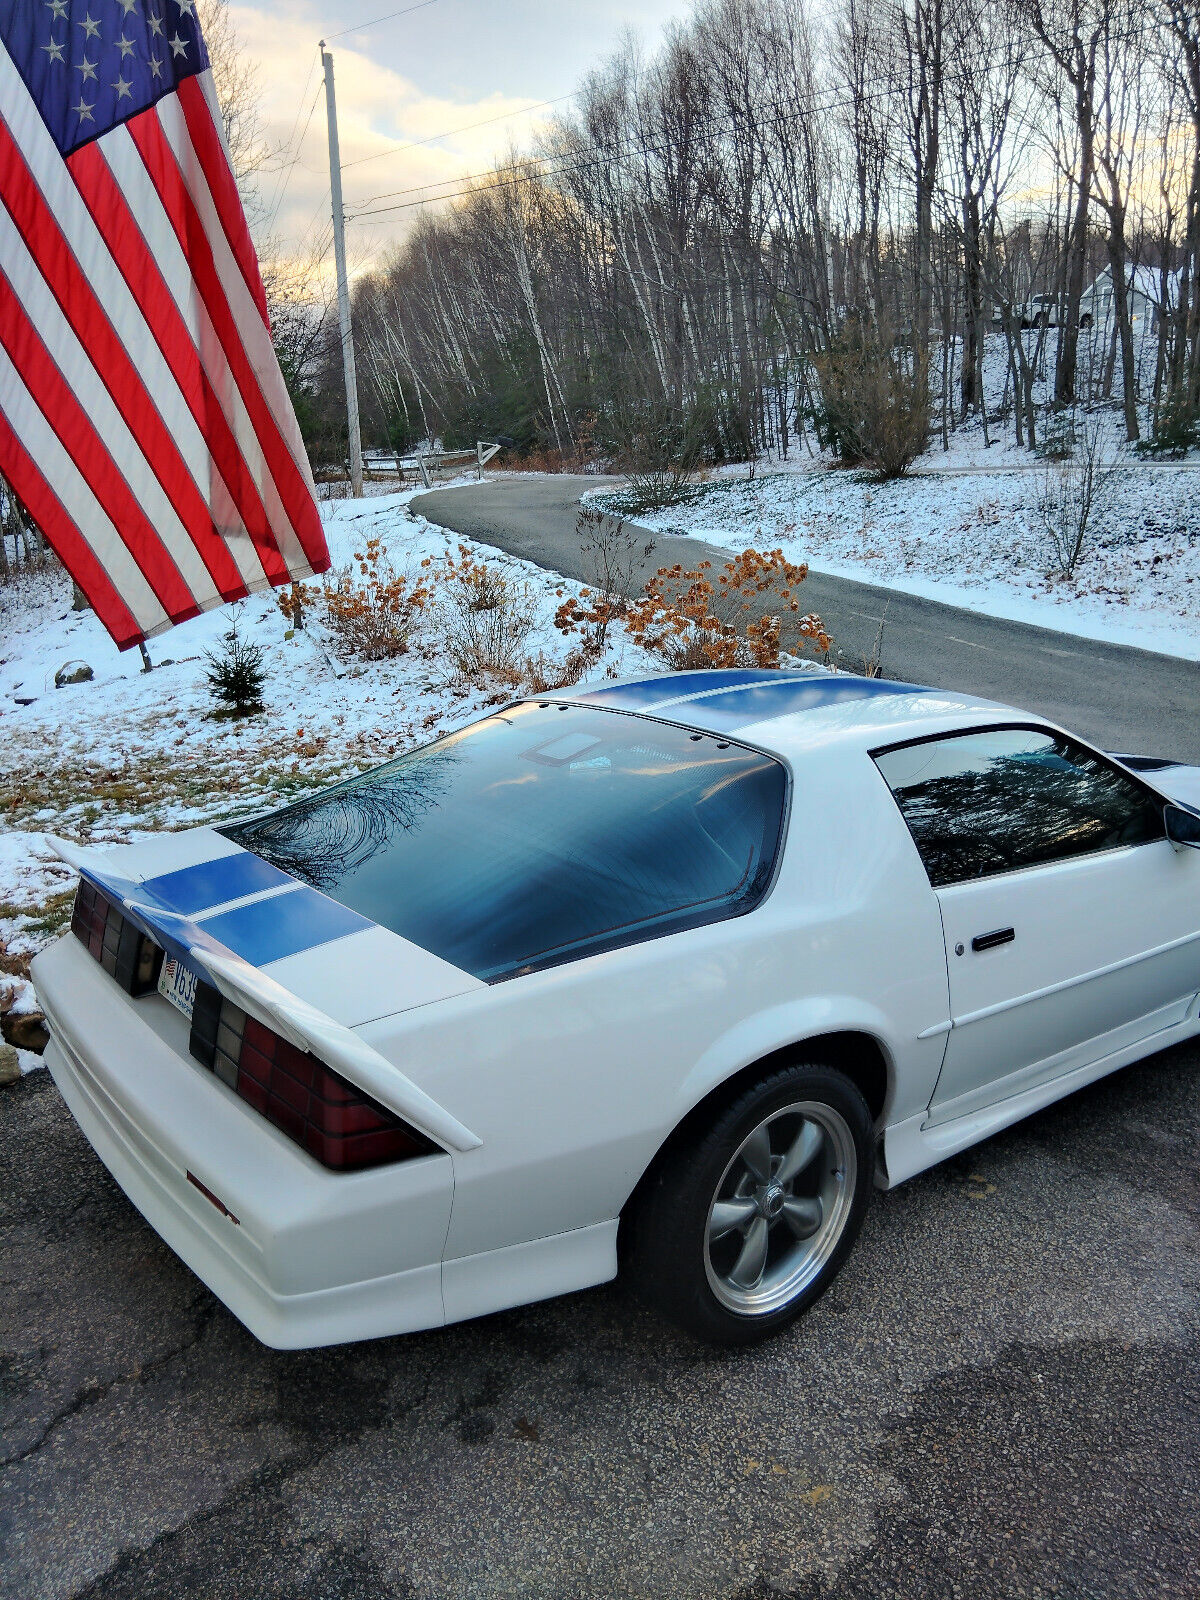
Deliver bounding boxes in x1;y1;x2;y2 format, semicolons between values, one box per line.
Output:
595;461;1200;659
0;484;654;1050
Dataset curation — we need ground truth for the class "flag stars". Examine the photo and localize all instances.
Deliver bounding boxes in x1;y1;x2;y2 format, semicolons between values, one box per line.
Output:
116;34;136;57
175;0;196;14
147;11;164;34
78;14;100;38
112;74;133;100
44;0;68;17
40;36;66;63
149;54;163;76
72;98;95;122
116;0;139;12
168;31;188;56
76;57;98;80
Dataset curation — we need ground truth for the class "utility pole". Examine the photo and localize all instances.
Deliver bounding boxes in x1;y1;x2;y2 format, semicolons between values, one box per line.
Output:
320;42;364;498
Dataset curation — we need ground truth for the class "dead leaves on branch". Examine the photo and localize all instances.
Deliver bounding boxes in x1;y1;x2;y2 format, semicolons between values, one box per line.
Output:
283;540;596;694
555;547;831;671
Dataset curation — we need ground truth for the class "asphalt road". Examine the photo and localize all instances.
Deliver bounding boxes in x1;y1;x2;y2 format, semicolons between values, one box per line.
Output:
3;1044;1199;1599
412;476;1200;763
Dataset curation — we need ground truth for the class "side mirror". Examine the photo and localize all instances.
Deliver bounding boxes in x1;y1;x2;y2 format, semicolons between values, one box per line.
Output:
1165;803;1200;850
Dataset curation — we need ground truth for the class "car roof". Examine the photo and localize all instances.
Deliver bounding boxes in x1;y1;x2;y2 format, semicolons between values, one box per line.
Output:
550;669;1027;756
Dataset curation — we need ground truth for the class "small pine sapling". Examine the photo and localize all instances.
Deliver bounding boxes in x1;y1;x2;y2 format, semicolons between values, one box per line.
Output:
205;622;266;718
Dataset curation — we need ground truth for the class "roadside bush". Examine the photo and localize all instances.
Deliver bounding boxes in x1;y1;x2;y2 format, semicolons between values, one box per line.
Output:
1137;389;1200;459
292;536;431;660
497;412;604;474
1035;414;1077;461
609;397;706;513
810;318;930;480
435;544;538;679
561;503;657;656
556;547;831;670
205;623;265;718
1038;414;1116;580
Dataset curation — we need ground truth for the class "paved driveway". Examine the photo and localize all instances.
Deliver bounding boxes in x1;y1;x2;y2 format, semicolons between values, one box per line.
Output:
413;476;1200;763
3;1043;1198;1599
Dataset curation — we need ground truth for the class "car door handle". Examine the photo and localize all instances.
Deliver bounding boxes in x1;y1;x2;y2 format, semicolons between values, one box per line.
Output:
971;927;1015;953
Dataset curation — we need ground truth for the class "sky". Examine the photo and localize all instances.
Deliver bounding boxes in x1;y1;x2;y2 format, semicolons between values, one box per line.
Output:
233;0;689;272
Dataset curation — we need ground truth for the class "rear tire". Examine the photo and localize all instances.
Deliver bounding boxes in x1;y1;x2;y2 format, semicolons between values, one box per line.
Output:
625;1063;874;1345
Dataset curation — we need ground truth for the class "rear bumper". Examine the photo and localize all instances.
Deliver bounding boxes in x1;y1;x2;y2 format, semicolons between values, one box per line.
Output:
34;937;451;1348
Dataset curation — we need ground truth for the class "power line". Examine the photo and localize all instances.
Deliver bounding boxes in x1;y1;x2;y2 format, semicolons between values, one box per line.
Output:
262;72;325;234
347;40;1038;225
347;67;919;220
341;91;577;172
323;0;442;44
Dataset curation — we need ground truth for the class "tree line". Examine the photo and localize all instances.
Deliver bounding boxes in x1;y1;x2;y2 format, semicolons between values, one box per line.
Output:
291;0;1198;470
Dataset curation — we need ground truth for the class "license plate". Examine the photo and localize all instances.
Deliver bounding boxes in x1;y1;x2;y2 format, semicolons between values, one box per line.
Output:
158;953;199;1021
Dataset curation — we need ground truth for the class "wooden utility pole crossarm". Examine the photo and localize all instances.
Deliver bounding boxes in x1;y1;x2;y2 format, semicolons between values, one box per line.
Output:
320;42;365;499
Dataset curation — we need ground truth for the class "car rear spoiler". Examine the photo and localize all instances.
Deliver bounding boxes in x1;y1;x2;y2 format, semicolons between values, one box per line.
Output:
44;836;483;1155
197;948;483;1154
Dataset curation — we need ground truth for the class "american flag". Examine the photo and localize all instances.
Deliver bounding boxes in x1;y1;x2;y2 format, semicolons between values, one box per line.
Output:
0;0;330;650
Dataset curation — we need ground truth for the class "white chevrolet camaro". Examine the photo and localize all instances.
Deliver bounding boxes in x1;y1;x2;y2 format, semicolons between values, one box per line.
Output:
34;670;1200;1348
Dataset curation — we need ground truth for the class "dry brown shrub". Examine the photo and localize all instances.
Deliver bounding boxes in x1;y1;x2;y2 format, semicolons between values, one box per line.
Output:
812;318;930;480
497;447;579;474
283;536;431;660
495;418;603;476
555;548;831;670
434;544;538;679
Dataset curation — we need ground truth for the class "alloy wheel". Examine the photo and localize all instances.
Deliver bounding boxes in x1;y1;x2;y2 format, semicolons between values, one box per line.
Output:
703;1099;857;1316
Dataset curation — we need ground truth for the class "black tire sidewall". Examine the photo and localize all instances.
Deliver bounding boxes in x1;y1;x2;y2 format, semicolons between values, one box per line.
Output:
629;1063;875;1345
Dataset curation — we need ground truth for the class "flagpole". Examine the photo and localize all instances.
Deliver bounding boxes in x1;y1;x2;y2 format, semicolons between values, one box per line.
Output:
320;42;364;499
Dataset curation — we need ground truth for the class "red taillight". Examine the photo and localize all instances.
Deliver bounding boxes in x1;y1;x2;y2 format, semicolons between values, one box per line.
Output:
188;982;437;1171
71;878;163;995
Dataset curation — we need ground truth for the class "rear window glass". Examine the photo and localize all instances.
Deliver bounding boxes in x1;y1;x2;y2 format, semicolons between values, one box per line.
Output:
223;703;788;981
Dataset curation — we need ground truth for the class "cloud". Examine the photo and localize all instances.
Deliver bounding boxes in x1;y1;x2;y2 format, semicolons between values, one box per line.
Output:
229;2;563;267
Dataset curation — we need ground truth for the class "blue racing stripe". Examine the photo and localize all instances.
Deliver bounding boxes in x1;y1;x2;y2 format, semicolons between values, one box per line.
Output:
196;886;371;967
575;671;932;726
574;670;779;709
677;676;932;728
141;851;293;917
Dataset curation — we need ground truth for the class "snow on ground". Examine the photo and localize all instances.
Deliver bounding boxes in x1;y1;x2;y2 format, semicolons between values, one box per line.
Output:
0;484;656;1042
586;327;1198;655
594;460;1200;659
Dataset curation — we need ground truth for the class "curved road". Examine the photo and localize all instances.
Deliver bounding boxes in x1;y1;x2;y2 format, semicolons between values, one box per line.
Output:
414;475;1200;762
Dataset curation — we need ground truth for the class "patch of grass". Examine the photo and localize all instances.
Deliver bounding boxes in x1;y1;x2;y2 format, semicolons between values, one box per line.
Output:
23;887;77;937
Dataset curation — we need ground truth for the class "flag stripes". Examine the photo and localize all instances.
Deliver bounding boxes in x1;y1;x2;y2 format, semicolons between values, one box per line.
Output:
73;135;294;584
178;74;270;327
0;344;165;643
0;264;206;621
129;104;326;572
0;111;242;607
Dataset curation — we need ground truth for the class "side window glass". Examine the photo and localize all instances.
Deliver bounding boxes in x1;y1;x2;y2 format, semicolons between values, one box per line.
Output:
874;728;1165;888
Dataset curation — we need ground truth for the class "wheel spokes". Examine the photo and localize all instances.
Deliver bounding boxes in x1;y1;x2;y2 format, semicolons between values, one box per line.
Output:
704;1099;859;1315
776;1119;824;1185
727;1215;770;1287
740;1125;773;1183
781;1196;823;1239
708;1198;758;1243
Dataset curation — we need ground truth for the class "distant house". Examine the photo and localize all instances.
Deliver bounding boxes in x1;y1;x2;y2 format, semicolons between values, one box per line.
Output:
1078;265;1180;332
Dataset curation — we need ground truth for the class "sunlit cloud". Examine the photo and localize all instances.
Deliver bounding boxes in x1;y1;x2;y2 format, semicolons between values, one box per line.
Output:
231;2;572;269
